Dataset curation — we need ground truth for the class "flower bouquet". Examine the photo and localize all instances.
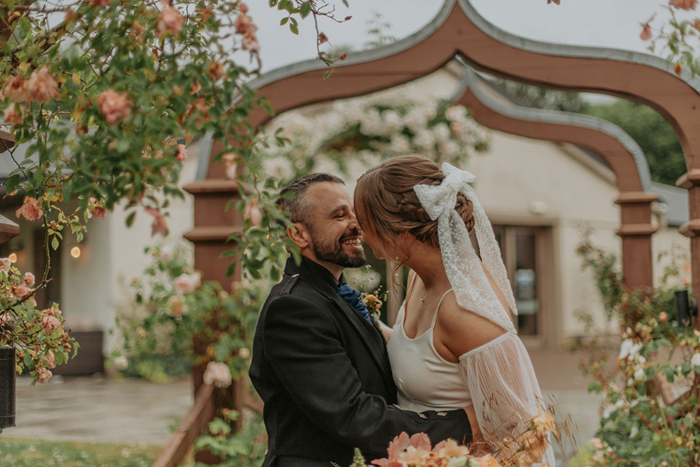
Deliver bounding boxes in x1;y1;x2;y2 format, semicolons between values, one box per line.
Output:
350;433;499;467
351;411;556;467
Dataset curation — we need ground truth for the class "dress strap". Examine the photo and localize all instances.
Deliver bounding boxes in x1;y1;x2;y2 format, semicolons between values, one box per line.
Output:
430;288;454;328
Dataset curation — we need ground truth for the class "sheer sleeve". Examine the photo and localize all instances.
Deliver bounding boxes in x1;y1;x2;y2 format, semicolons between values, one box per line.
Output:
459;331;556;466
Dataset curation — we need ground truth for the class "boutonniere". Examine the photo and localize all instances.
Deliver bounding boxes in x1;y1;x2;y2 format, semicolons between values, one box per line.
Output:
361;292;383;317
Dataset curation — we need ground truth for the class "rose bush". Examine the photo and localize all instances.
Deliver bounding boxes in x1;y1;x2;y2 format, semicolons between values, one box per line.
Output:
575;235;700;466
112;243;260;384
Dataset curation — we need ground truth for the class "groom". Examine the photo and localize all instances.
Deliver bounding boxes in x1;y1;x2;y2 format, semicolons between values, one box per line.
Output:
249;173;472;467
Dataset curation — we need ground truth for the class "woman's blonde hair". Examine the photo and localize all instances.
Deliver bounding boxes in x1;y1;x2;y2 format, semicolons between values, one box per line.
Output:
354;155;474;259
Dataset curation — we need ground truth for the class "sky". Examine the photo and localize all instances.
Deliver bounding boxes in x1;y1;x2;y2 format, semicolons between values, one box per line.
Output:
247;0;684;74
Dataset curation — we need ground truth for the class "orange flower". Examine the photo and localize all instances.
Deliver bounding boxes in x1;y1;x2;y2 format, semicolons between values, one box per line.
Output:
157;5;185;38
3;75;29;102
97;89;132;125
670;0;698;10
3;103;23;125
15;196;44;221
25;66;60;103
176;144;188;162
209;60;225;81
531;411;556;435
476;455;500;467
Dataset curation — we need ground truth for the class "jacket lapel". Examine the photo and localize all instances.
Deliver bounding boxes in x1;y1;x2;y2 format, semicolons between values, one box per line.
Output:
285;258;395;391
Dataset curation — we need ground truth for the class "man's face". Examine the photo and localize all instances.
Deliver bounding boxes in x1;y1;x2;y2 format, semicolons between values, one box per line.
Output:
302;182;367;269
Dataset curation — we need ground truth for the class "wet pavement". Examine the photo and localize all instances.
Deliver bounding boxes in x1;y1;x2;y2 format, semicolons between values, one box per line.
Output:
6;376;192;446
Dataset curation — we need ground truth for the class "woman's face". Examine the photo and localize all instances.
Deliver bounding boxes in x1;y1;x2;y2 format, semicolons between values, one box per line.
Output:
359;223;386;260
354;199;389;260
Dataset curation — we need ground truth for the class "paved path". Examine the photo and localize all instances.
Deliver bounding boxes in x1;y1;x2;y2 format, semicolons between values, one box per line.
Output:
7;376;192;446
4;347;607;463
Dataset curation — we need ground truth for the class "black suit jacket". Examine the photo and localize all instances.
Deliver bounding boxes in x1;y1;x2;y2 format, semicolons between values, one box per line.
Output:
249;256;472;466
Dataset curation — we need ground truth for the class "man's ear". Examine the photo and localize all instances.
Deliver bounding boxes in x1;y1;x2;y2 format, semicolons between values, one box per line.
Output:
287;223;311;249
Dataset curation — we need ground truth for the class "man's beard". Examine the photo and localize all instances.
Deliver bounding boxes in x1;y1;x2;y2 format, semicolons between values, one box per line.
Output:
311;228;367;268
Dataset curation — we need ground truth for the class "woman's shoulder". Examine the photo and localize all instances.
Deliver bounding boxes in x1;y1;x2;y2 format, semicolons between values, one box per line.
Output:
436;291;510;356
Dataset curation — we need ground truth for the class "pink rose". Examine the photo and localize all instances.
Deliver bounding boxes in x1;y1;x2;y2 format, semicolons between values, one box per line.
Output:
239;2;249;13
244;198;262;227
24;272;35;286
15;284;30;297
242;35;260;53
89;197;108;220
166;296;187;317
3;75;29;102
234;12;260;53
640;23;653;41
15;196;44;221
92;0;113;7
97;89;132;125
37;367;52;384
42;313;61;333
176;144;188;162
0;258;11;273
0;312;13;327
3;103;23;125
42;351;56;369
670;0;698;10
190;81;201;95
157;6;185;38
144;207;169;237
203;362;232;388
92;205;107;220
174;272;201;293
659;311;668;322
25;66;60;104
209;61;225;81
47;304;62;317
234;12;256;36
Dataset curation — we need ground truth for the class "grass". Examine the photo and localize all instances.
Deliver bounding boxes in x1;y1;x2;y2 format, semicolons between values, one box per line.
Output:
0;437;163;467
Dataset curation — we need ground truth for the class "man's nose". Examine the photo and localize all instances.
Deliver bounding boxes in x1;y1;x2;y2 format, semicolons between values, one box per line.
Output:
347;210;359;228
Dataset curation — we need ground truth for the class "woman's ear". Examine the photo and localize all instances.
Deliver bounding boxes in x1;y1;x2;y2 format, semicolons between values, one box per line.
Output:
287;223;311;249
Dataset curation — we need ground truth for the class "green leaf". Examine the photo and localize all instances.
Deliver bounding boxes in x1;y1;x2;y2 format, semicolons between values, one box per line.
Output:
289;23;299;35
125;211;136;227
280;17;289;26
300;2;312;18
51;237;59;250
116;138;131;154
323;69;333;80
6;174;20;194
587;381;602;393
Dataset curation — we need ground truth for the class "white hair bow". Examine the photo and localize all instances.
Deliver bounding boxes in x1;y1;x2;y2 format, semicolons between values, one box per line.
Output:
414;162;516;332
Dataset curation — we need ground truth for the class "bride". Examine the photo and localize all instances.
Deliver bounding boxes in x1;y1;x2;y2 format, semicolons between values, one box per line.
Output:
353;155;555;466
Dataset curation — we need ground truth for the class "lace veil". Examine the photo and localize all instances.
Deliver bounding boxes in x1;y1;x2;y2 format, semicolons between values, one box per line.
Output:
413;163;555;466
413;162;516;332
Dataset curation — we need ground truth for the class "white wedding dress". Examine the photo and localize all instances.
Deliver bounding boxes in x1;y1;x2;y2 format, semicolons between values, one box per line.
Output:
386;162;556;466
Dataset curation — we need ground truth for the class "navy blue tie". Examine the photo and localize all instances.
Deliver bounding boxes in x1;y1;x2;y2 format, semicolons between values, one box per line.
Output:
335;283;373;325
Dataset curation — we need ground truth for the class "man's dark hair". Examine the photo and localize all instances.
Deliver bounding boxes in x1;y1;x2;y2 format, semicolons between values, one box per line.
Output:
279;173;344;225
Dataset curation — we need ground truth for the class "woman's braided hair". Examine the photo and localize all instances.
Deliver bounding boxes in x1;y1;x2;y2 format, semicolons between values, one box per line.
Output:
354;155;474;254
